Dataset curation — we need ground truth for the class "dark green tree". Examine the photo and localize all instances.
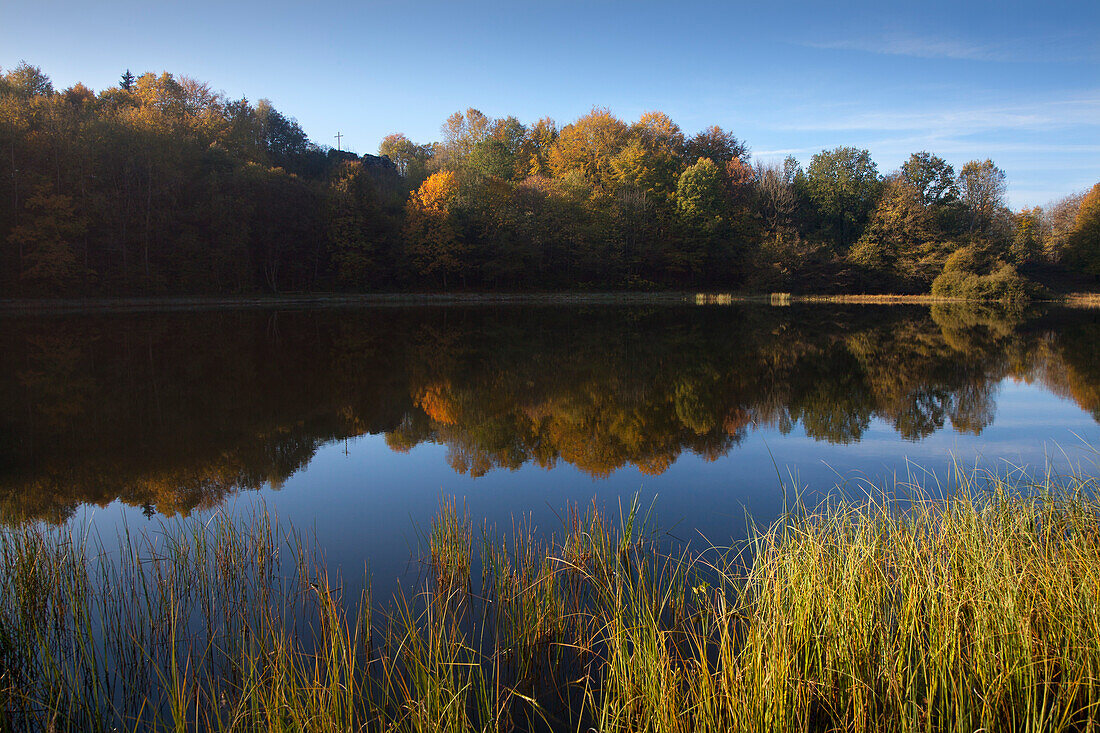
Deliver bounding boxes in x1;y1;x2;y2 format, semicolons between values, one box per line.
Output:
806;147;881;249
901;152;956;206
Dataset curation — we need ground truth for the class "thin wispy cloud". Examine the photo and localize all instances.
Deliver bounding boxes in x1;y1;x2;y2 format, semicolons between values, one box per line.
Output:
749;148;807;158
779;96;1100;135
805;34;1003;61
871;140;1100;157
801;32;1095;64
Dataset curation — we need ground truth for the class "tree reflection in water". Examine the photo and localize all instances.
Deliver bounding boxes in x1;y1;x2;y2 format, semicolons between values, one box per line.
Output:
1;303;1098;523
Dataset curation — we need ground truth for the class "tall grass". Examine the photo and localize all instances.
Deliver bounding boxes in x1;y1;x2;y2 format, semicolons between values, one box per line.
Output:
2;471;1099;731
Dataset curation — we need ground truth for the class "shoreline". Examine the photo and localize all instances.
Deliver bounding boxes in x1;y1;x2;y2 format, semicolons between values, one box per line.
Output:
2;290;1099;314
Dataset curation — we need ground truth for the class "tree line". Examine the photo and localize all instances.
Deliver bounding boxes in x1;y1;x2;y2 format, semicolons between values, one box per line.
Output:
2;63;1098;297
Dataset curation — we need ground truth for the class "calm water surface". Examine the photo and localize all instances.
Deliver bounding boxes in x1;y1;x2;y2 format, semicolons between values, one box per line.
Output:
2;303;1099;593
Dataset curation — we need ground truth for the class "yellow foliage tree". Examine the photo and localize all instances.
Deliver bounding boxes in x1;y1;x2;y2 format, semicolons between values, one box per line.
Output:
547;108;628;193
848;176;940;285
519;117;558;177
404;171;467;289
1068;183;1100;277
414;170;459;212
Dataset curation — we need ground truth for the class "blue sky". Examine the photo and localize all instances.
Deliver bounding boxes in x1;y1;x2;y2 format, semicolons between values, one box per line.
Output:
2;0;1097;207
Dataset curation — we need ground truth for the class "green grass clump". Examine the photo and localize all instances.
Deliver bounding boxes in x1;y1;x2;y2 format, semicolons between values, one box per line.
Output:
2;471;1100;731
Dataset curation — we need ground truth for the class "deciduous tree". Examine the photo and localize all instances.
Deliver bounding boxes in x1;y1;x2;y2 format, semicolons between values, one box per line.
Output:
547;108;628;193
404;171;466;288
806;146;881;249
848;176;940;287
1067;183;1100;277
8;187;87;292
901;152;956;206
958;159;1007;234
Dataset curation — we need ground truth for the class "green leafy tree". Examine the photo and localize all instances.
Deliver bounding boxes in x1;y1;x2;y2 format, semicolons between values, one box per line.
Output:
900;152;956;206
468;136;515;180
806;147;881;249
676;158;725;229
675;157;744;283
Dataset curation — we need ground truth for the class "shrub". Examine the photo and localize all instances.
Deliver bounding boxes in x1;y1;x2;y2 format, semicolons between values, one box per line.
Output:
931;244;1042;301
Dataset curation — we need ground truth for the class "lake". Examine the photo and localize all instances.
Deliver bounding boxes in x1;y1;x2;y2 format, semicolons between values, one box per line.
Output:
3;301;1099;597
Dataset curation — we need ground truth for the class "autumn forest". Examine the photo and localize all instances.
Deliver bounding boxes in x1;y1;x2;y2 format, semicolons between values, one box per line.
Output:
2;63;1099;299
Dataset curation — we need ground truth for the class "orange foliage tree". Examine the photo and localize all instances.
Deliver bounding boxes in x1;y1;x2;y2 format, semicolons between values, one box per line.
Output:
1068;183;1100;277
404;170;467;289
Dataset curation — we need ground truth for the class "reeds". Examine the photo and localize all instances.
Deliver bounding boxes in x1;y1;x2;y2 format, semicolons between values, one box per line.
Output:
2;470;1100;731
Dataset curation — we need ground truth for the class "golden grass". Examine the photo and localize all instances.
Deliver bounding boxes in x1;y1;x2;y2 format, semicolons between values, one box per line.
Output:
3;470;1100;731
